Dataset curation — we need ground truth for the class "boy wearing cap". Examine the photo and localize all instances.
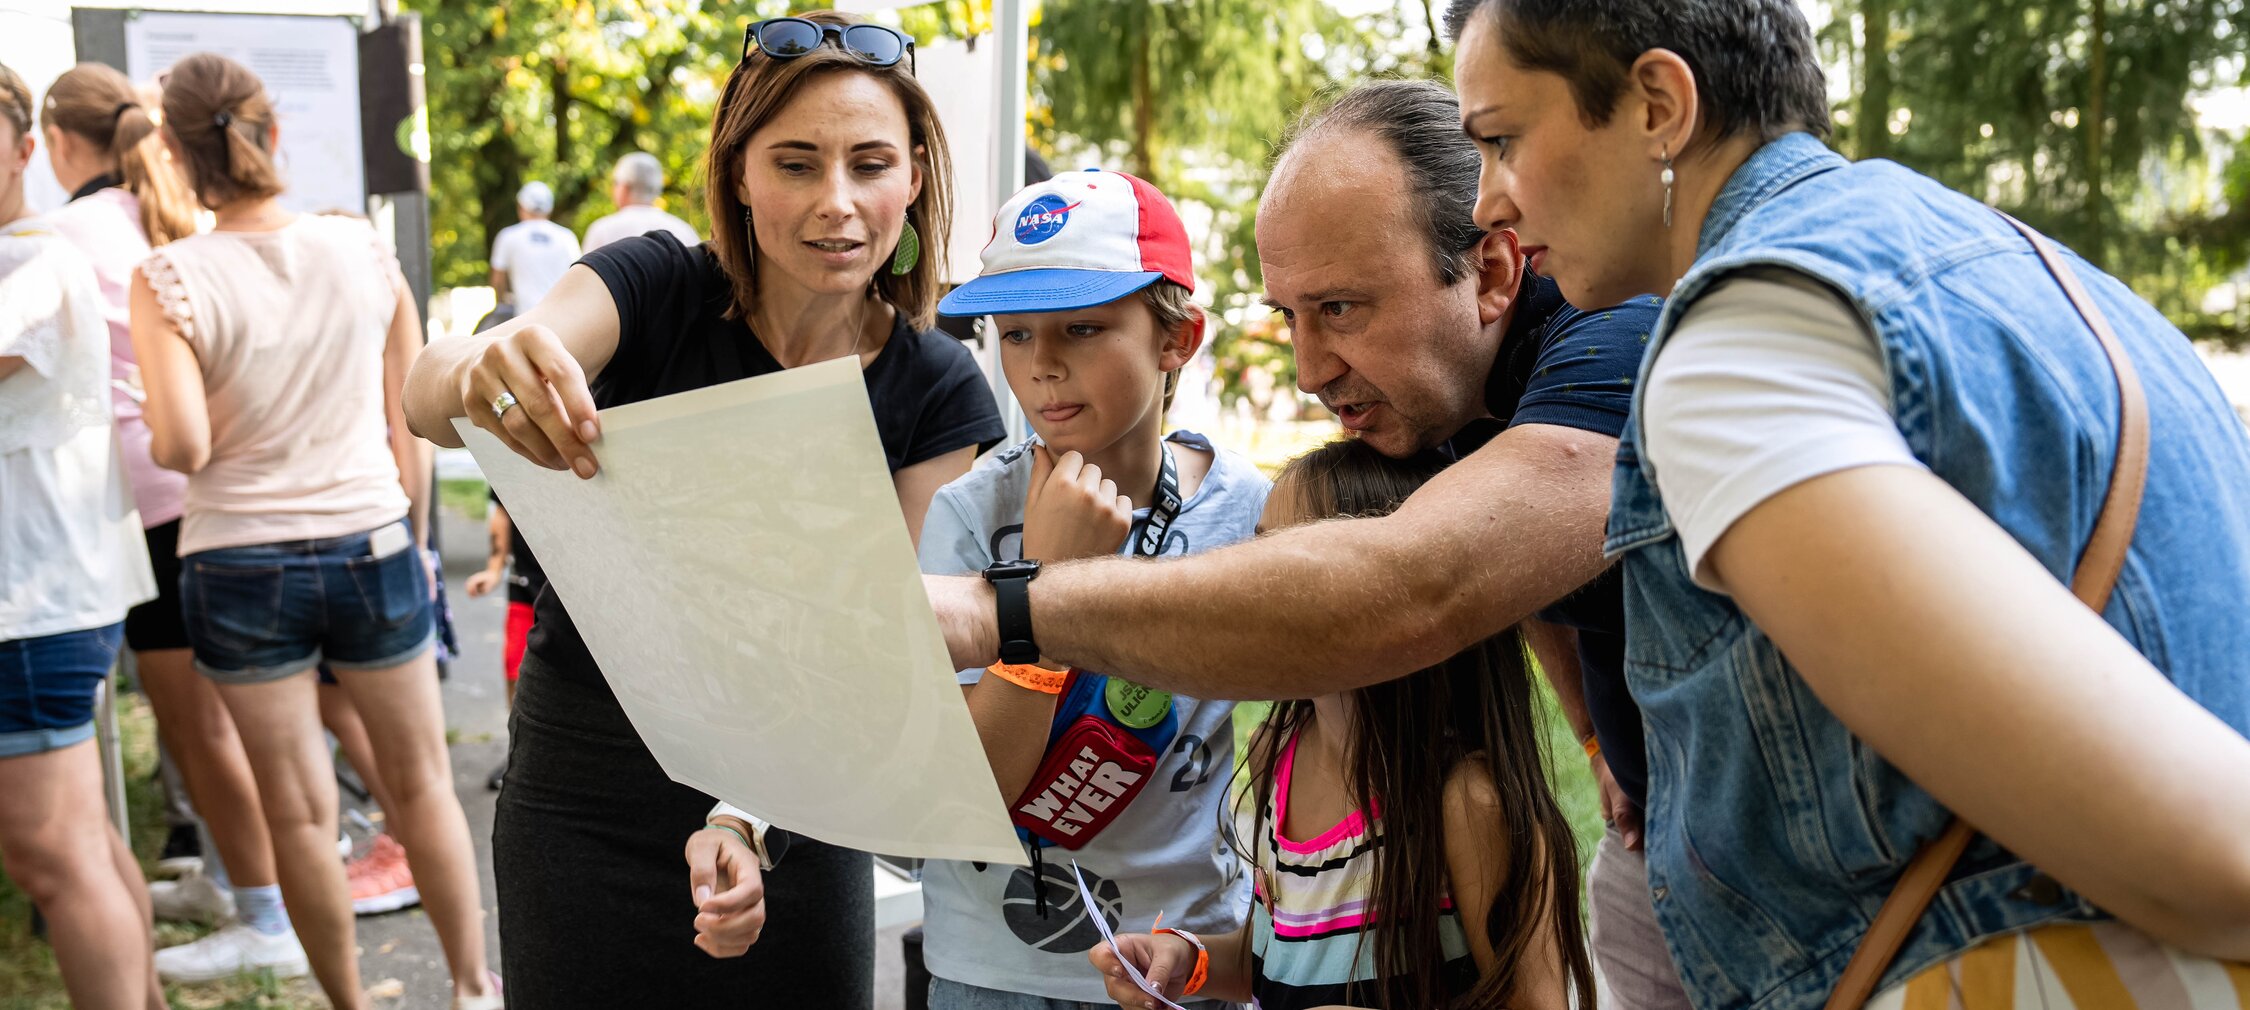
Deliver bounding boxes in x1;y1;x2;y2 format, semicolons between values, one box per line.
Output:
914;169;1264;1009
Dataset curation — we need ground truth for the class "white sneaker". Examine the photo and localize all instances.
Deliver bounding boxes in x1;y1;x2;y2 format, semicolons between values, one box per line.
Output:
153;854;204;880
149;872;235;925
155;923;310;983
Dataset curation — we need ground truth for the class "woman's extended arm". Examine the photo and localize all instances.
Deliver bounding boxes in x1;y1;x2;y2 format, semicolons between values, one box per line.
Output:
1710;464;2250;957
380;269;432;543
403;263;620;474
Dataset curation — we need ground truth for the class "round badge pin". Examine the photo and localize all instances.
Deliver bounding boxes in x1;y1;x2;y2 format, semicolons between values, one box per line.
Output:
1104;678;1172;730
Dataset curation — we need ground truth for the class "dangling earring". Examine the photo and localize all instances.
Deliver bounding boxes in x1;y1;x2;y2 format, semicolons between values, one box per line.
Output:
741;206;752;226
890;219;921;276
1660;146;1676;230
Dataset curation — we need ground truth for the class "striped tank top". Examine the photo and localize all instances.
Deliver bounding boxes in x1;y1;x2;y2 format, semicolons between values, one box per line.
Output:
1244;727;1478;1010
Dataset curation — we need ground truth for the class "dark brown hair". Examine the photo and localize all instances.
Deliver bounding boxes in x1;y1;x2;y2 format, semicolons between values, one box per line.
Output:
1445;0;1828;143
704;10;952;330
0;63;32;144
43;63;197;244
159;53;284;210
1239;438;1595;1009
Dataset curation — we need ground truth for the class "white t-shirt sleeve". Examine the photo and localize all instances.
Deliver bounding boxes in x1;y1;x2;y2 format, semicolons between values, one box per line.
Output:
1640;273;1925;594
582;215;621;253
663;218;700;247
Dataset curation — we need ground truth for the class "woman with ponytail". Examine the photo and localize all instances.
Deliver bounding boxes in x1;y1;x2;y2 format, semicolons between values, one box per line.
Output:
42;64;195;245
41;64;299;982
130;53;498;1009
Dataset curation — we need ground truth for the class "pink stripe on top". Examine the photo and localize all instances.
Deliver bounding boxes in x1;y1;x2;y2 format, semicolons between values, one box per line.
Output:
1273;730;1379;855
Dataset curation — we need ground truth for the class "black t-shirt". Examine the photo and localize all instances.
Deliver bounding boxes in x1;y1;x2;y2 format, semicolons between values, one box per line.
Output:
1444;273;1661;810
506;524;546;604
522;232;1007;693
484;490;548;605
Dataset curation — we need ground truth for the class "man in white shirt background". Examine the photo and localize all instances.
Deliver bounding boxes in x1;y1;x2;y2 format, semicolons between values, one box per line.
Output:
487;181;580;313
581;152;699;253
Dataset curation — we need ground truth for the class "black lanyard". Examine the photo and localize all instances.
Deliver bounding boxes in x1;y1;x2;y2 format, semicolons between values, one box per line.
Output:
1130;441;1182;557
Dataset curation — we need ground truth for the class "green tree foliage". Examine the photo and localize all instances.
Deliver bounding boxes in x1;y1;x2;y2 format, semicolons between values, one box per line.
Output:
408;0;762;289
1032;0;1448;404
1820;0;2250;342
409;0;1451;405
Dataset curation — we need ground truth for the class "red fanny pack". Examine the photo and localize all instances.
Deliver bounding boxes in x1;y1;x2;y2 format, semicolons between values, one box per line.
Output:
1010;715;1159;849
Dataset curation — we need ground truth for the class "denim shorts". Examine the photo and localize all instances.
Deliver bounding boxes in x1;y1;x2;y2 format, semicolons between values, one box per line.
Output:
0;623;124;758
180;520;435;684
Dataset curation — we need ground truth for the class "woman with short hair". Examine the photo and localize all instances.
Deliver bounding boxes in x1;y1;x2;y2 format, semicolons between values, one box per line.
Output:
1445;0;2250;1005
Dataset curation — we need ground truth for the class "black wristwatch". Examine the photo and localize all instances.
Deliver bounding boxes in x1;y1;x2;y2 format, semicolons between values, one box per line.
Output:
981;559;1043;665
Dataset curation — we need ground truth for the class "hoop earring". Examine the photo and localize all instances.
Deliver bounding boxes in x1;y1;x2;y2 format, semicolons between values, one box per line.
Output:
890;219;920;276
1660;146;1676;230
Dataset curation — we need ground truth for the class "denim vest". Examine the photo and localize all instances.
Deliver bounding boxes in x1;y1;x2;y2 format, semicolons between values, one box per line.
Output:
1604;132;2250;1010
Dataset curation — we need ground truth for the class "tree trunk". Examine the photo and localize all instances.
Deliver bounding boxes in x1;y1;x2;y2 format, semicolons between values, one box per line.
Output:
479;127;521;266
549;53;575;228
1856;0;1891;161
2085;0;2109;262
1130;24;1155;186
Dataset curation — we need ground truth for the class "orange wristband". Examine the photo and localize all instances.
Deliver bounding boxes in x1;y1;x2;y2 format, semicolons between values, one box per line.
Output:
985;662;1067;694
1581;732;1602;760
1154;927;1209;996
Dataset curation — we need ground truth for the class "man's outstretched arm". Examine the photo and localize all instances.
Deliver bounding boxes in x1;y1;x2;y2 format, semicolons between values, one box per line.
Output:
930;422;1618;698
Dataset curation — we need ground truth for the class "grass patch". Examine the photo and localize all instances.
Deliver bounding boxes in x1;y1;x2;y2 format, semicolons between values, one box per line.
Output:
438;478;490;520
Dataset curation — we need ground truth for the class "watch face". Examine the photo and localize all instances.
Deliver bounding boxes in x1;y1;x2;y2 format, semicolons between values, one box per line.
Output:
985;559;1041;580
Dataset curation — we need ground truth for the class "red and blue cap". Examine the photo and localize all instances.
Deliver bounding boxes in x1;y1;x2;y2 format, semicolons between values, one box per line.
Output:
938;168;1195;317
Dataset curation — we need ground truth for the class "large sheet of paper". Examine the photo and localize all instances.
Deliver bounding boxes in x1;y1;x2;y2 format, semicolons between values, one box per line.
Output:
124;12;366;215
455;358;1023;864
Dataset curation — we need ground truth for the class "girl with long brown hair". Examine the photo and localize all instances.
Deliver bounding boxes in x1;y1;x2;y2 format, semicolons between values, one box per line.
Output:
42;61;296;976
129;52;497;1009
401;10;1004;1006
1095;438;1593;1010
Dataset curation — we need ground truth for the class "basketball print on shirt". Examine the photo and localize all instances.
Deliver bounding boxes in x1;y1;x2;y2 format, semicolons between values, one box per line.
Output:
1001;862;1123;952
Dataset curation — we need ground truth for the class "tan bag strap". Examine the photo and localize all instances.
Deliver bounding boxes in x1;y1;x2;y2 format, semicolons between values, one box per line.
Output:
1823;214;2151;1010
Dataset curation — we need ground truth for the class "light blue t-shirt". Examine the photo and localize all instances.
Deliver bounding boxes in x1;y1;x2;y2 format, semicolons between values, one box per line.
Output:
915;430;1266;1002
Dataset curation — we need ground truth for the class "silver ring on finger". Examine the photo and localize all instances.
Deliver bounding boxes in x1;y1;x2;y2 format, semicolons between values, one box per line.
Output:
492;390;520;421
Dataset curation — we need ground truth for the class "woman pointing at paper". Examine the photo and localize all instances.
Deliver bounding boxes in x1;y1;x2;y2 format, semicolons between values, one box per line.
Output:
403;11;1005;1007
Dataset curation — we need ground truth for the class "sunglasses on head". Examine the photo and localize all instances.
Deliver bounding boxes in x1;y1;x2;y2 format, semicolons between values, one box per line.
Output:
741;18;915;72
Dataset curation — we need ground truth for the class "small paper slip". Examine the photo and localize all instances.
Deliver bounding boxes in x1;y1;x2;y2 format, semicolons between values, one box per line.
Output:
1072;860;1190;1010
